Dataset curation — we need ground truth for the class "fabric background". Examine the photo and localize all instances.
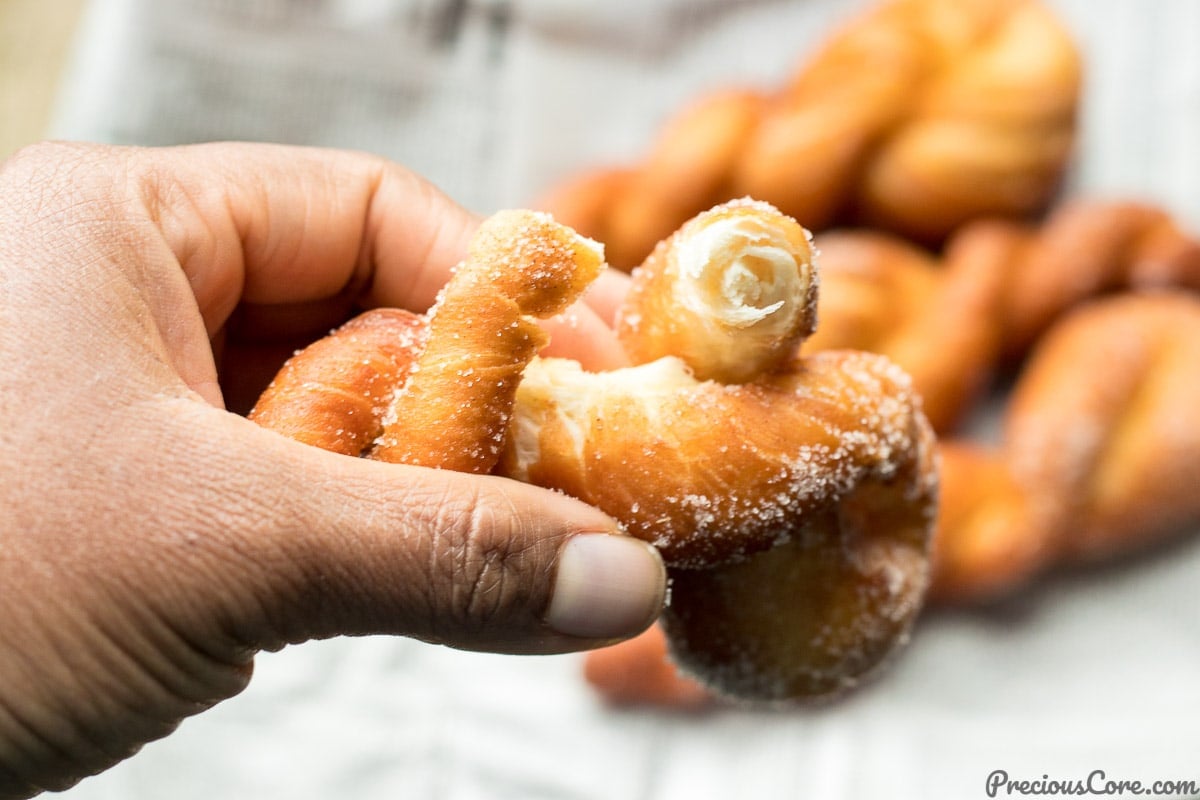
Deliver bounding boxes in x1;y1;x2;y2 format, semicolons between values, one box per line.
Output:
49;1;1200;797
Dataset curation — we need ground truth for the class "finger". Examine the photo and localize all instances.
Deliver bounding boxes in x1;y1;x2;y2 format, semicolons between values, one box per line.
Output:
584;268;633;327
538;270;633;370
539;302;629;371
160;401;666;655
129;143;632;401
133;141;627;329
130;142;480;332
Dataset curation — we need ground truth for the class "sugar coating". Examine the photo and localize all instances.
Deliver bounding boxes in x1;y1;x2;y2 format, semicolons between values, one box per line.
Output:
369;209;603;469
467;209;605;316
662;506;931;704
510;348;929;571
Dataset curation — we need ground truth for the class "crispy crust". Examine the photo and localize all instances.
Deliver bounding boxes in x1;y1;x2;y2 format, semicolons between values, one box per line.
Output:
372;210;604;471
248;309;426;455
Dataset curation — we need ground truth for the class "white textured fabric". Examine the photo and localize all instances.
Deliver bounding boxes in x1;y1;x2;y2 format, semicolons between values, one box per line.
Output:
49;1;1200;798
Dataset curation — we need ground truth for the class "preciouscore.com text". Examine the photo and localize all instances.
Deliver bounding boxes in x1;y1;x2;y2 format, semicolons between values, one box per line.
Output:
986;770;1200;797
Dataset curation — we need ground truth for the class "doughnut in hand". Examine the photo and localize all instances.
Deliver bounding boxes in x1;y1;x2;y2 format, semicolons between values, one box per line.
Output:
500;200;938;701
252;201;939;704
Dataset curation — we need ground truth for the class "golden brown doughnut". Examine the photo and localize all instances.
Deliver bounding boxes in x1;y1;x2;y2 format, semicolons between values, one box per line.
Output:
595;283;1200;679
993;201;1200;357
580;207;1200;699
371;211;604;471
801;226;1008;433
928;442;1049;603
248;308;426;456
931;292;1200;602
803;199;1200;434
583;626;712;709
252;201;940;704
586;388;935;704
540;0;1081;269
500;199;938;702
660;370;936;701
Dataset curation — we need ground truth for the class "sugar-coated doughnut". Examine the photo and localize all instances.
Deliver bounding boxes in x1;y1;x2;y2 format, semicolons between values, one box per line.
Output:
252;201;939;703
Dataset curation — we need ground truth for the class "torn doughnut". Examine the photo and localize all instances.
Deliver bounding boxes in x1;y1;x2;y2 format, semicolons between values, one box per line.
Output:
252;201;939;704
371;211;604;471
617;199;818;383
499;200;938;702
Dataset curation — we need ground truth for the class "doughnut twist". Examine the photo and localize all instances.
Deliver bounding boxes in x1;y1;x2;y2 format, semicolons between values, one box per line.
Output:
932;292;1200;602
540;0;1081;270
250;210;605;470
583;626;711;709
804;199;1200;433
801;227;1005;434
585;291;1200;705
251;200;939;704
507;200;937;702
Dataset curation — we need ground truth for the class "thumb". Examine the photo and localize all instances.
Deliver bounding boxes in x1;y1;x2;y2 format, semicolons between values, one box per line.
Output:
170;402;666;656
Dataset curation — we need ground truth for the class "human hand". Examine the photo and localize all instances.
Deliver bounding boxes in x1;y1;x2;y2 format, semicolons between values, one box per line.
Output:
0;142;664;797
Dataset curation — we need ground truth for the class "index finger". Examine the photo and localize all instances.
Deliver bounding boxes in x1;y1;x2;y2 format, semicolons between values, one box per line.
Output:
132;142;480;331
135;142;629;331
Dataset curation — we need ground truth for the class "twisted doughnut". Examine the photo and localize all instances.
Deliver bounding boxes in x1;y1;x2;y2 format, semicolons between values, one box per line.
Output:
540;0;1081;269
506;200;938;700
250;209;604;471
932;292;1200;602
803;199;1200;433
801;227;1005;433
369;212;603;470
251;200;939;704
585;291;1200;705
247;308;426;456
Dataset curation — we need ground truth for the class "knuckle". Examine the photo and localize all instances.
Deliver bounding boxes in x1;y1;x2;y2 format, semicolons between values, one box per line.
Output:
2;140;95;174
0;142;133;255
423;480;552;639
2;141;115;199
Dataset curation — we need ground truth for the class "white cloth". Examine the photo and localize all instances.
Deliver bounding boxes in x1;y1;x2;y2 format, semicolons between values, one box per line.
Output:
50;1;1200;798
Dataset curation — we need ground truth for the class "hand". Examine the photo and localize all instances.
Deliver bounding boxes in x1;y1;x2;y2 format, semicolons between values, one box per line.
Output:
0;142;665;797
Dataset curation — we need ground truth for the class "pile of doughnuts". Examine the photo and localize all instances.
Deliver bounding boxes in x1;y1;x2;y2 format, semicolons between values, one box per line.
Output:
251;201;940;704
566;0;1200;707
540;0;1082;269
